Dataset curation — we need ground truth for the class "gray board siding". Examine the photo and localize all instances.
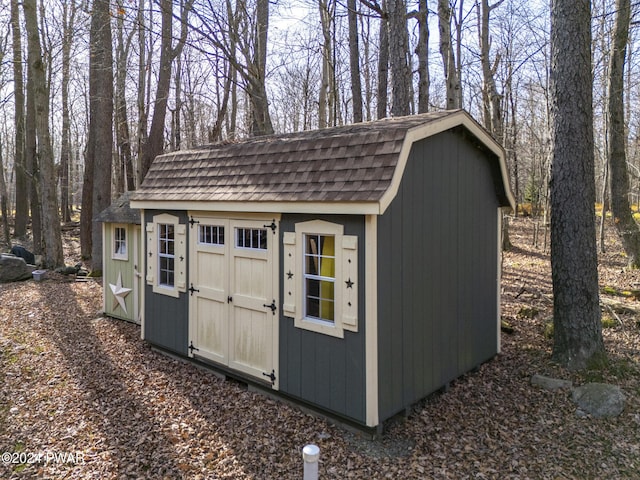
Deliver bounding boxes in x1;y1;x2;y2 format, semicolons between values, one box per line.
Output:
143;210;189;356
377;131;500;421
279;214;367;424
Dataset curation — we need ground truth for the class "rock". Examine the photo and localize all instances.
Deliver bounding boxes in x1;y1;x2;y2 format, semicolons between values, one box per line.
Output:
571;383;626;418
0;254;34;283
531;374;573;391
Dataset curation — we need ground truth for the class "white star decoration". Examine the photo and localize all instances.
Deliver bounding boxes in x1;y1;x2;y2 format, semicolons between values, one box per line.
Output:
109;271;132;315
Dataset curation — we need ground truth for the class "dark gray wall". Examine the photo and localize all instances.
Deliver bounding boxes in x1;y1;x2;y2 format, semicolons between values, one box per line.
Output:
377;130;500;421
143;210;189;356
279;214;367;424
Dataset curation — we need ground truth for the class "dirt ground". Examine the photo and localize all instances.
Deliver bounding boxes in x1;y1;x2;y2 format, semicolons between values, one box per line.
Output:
0;217;638;479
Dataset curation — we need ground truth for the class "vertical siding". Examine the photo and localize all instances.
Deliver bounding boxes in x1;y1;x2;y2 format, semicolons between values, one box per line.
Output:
279;214;366;424
377;131;500;421
143;210;189;356
103;224;137;322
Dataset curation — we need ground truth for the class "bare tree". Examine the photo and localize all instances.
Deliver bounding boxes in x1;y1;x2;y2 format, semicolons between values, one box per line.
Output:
387;0;411;116
438;0;461;109
607;0;640;267
477;0;504;142
415;0;430;113
318;0;338;127
84;0;114;271
377;0;389;118
549;0;604;369
0;140;10;247
11;0;28;239
139;0;192;182
59;0;77;223
348;0;364;122
23;0;64;268
115;0;135;194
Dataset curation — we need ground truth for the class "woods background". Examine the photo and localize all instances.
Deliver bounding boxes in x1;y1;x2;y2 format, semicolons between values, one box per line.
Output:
0;0;637;268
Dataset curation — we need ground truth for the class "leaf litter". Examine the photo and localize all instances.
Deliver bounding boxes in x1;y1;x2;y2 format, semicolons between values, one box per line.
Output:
0;217;638;479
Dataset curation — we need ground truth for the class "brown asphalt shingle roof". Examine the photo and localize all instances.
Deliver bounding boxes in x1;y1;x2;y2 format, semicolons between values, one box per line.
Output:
131;111;457;204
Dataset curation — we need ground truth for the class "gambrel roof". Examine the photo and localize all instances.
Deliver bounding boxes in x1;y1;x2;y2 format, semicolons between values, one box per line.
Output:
130;110;515;215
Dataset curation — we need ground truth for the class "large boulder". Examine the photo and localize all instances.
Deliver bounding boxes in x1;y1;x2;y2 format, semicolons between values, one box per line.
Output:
0;255;34;283
571;383;626;418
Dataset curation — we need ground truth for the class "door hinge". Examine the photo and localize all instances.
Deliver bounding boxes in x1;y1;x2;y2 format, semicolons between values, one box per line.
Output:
188;283;200;296
189;216;200;228
189;341;199;354
263;299;277;315
263;219;277;234
262;369;276;385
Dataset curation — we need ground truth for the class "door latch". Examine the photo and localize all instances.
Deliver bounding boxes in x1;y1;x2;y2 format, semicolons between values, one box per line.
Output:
263;300;277;315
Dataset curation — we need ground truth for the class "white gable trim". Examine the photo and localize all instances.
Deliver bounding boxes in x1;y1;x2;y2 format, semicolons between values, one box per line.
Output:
378;110;516;215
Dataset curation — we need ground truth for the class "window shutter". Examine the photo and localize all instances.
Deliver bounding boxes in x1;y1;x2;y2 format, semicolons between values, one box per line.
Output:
342;235;358;332
175;224;187;291
283;232;296;317
145;223;155;284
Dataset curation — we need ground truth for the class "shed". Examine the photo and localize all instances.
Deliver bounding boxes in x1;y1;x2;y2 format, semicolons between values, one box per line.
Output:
95;191;143;324
129;110;515;430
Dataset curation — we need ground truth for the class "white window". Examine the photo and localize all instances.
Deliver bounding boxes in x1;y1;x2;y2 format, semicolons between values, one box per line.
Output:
158;223;175;287
303;234;335;323
112;225;128;260
236;227;267;250
146;214;186;298
284;220;358;338
199;224;225;245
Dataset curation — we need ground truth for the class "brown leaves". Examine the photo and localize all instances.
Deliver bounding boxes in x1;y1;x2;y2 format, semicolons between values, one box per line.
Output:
0;219;639;478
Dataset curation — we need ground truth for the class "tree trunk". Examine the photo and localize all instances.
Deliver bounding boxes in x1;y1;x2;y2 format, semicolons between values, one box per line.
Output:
115;0;134;193
59;0;76;223
607;0;640;267
478;0;504;142
387;0;411;117
416;0;430;113
86;0;114;272
348;0;363;122
0;141;10;247
137;0;148;185
25;51;41;255
438;0;460;109
377;1;389;119
549;0;605;370
11;0;28;238
248;0;274;135
173;54;182;151
23;0;64;268
139;0;192;181
317;0;340;127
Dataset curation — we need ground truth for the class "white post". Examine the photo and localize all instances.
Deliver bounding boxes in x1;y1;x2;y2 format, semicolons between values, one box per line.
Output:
302;444;320;480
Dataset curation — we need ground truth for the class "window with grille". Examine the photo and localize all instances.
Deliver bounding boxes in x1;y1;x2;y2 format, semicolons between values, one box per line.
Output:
158;223;175;287
236;227;267;250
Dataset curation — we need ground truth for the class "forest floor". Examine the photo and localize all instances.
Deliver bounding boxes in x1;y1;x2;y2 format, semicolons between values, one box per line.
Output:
0;217;638;479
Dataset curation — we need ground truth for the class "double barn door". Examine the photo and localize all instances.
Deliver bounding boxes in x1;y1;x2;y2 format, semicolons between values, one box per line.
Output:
188;215;278;388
